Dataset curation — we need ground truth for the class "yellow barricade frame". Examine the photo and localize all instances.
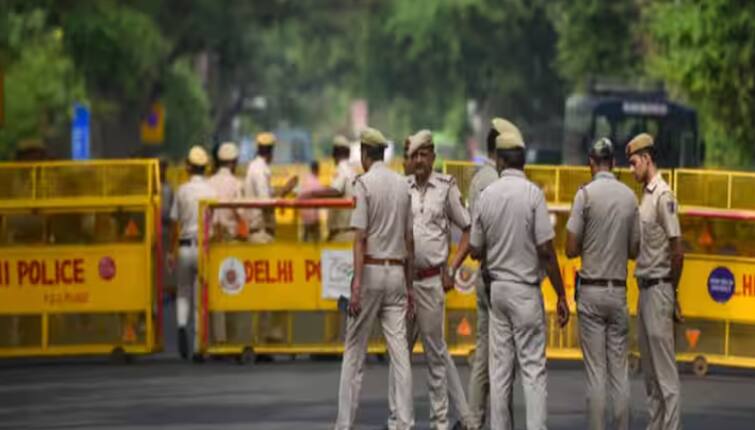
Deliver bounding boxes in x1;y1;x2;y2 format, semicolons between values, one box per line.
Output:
0;159;162;359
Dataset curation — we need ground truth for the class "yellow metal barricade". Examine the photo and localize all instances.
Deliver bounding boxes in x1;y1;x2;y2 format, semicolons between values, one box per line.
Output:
197;198;366;361
0;160;162;359
443;162;755;373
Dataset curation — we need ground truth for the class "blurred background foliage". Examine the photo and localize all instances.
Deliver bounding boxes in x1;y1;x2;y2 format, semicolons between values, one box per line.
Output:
0;0;752;167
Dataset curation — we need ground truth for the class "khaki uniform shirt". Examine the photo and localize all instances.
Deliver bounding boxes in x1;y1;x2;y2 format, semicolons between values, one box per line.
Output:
244;156;274;231
208;167;243;237
408;172;470;269
467;157;498;216
470;169;554;285
635;173;681;279
170;175;217;240
328;159;357;233
566;171;640;280
350;161;413;260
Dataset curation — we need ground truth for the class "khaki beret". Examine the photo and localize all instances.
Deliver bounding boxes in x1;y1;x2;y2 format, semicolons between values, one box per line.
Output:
495;131;525;150
407;129;433;157
187;145;209;166
491;117;522;139
359;127;388;147
218;142;239;161
625;133;654;157
333;135;350;149
256;132;277;146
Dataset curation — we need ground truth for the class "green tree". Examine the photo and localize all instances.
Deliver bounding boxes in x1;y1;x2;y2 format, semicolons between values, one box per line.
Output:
550;0;642;89
0;8;86;159
647;0;755;168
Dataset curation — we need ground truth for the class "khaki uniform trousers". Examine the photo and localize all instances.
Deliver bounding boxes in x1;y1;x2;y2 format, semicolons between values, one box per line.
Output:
577;285;630;430
489;281;547;430
387;275;471;430
637;282;681;430
335;264;413;430
177;244;199;352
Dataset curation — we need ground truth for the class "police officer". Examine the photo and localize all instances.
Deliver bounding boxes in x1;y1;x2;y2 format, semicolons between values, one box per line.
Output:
209;142;244;240
335;127;415;430
466;117;521;430
626;133;684;430
244;132;298;244
566;138;640;430
207;142;245;344
387;130;472;430
169;146;217;359
470;127;569;430
299;135;357;242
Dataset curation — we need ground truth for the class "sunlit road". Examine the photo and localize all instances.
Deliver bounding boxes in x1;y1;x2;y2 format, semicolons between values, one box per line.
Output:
1;353;754;430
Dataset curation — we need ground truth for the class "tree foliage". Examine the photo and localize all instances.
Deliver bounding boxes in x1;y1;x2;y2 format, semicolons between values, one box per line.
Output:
647;0;755;167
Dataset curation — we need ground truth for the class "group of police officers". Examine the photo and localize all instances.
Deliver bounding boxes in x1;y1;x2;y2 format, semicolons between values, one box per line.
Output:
169;118;684;430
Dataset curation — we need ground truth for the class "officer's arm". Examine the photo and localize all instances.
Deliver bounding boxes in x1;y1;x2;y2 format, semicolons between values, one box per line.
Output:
352;229;366;293
670;237;684;290
300;187;342;199
565;189;585;259
404;195;415;294
659;192;684;290
537;240;566;299
628;206;641;259
447;183;472;273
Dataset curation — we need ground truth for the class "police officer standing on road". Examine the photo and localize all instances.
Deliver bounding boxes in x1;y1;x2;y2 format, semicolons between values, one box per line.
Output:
244;132;298;244
169;146;217;359
387;130;473;430
566;138;640;430
335;127;415;430
299;135;357;242
466;117;520;430
626;133;684;430
470;126;570;430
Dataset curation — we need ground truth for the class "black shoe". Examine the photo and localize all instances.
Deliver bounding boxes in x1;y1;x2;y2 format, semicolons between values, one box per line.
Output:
178;328;188;360
451;420;467;430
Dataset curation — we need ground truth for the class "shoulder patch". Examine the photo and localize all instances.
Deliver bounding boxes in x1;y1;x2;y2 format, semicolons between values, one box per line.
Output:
666;199;676;214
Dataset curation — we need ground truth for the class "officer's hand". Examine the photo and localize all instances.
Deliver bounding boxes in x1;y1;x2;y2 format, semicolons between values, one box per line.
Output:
167;253;177;272
406;291;416;321
674;299;684;324
442;269;455;293
557;296;570;328
348;294;361;318
348;278;361;317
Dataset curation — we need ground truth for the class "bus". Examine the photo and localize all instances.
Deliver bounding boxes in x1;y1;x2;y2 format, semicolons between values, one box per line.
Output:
562;81;702;167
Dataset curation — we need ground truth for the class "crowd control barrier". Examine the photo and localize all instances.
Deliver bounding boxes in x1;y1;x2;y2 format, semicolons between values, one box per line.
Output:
443;162;755;375
196;198;360;362
0;159;163;359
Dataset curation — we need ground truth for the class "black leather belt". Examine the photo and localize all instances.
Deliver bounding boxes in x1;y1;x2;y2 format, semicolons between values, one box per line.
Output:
581;278;627;288
638;277;673;289
178;238;197;247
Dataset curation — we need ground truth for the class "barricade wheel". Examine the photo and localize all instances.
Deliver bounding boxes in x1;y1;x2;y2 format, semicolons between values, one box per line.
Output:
467;348;476;367
628;353;641;375
692;355;708;377
192;353;206;364
110;347;132;364
236;347;256;365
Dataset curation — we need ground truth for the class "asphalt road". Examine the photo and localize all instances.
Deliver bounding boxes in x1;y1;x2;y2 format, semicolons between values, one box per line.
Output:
1;354;754;430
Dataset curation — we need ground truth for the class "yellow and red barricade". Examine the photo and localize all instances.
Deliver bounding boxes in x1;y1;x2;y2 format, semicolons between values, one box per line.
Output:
196;198;361;361
0;160;163;359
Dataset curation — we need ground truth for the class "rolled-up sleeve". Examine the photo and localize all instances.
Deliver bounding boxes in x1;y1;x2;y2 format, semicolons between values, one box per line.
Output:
533;190;555;246
350;179;368;230
446;182;471;229
566;188;586;240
